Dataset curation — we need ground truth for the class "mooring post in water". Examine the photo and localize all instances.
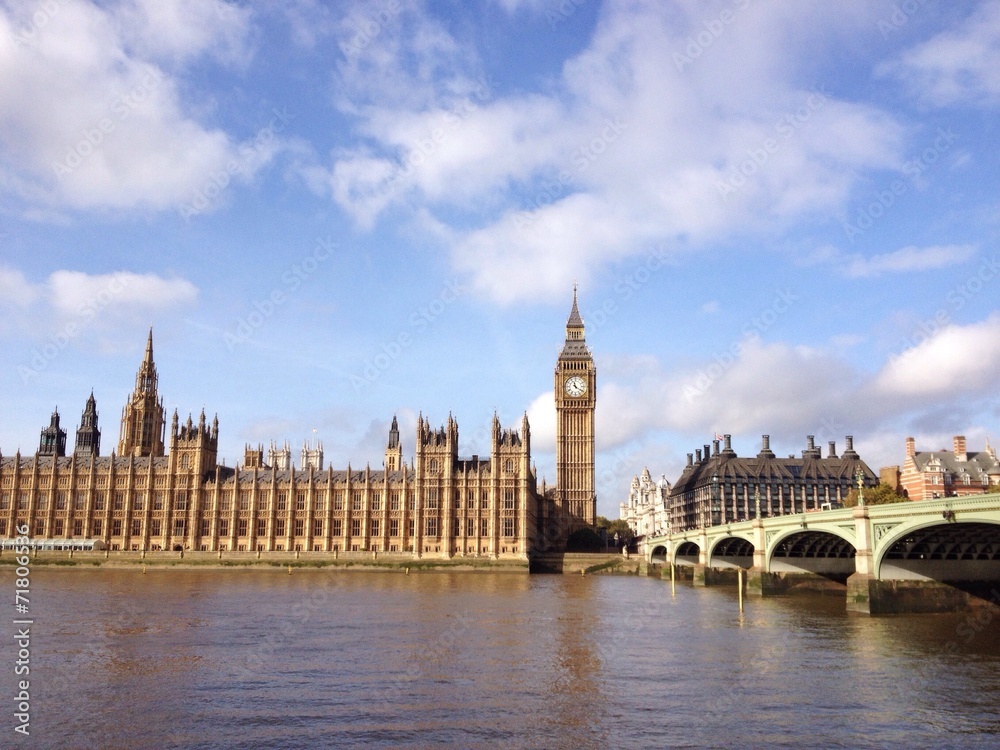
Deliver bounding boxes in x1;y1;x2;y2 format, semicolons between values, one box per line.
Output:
738;569;744;613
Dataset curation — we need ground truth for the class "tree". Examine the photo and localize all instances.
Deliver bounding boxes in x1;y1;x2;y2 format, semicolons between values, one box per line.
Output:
844;482;906;507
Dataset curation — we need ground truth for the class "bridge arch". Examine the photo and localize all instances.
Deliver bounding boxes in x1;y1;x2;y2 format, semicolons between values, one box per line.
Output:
674;540;701;567
707;536;755;569
875;519;1000;581
767;527;856;577
649;544;668;564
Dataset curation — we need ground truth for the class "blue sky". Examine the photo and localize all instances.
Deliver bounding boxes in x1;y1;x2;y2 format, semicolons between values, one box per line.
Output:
2;0;999;518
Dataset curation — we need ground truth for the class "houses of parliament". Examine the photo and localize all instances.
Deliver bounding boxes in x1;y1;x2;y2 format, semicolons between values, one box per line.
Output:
0;293;597;558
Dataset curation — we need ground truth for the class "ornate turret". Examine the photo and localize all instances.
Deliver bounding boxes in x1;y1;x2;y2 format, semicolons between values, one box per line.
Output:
117;328;165;457
74;391;101;457
38;408;67;457
301;440;324;471
170;407;219;474
385;415;403;472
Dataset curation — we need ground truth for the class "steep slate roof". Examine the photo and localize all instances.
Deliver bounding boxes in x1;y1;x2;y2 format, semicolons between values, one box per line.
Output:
911;449;1000;481
670;444;876;498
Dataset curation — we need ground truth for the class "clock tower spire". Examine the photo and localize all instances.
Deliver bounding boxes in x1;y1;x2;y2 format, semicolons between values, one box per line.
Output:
554;285;596;527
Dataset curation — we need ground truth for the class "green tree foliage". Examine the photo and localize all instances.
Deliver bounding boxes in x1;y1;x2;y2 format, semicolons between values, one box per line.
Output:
844;482;906;507
595;516;634;544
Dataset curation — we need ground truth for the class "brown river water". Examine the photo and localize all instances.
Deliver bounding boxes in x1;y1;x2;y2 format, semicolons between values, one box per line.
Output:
2;569;999;749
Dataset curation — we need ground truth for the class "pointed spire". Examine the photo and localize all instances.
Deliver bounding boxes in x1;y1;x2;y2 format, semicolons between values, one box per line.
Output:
144;326;154;365
567;283;584;327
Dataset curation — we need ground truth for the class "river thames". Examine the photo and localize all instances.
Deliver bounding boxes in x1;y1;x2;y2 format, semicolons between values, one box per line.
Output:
3;569;999;749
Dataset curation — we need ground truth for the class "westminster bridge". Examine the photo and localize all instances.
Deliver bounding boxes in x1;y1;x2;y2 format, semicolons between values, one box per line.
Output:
642;493;1000;614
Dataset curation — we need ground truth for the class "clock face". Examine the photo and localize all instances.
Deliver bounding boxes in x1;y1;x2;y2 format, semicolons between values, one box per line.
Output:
564;376;587;397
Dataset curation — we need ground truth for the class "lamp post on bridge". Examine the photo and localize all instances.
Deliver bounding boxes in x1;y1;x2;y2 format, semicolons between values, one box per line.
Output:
856;469;866;507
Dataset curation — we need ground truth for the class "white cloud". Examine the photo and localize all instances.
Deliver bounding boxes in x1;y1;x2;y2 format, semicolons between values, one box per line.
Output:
0;268;40;308
0;0;275;213
115;0;254;65
48;270;198;317
874;313;1000;398
526;391;556;452
842;244;978;278
324;0;907;302
0;267;198;339
881;2;1000;107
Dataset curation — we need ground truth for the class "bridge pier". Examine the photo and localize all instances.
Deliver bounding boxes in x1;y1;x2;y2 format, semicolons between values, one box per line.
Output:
703;566;742;587
692;563;706;586
745;568;845;597
847;574;1000;615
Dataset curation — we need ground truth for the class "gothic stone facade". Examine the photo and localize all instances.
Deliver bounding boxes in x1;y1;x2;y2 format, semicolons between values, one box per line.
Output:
0;296;597;557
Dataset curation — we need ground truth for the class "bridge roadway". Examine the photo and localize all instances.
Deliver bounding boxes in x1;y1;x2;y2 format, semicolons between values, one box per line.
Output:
642;493;1000;614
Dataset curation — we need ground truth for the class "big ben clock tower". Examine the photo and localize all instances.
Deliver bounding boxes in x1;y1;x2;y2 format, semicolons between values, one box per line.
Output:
555;286;596;526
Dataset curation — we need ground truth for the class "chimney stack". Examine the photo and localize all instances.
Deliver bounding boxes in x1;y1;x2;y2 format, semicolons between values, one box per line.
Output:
953;435;967;462
695;449;702;462
828;441;837;458
723;434;733;453
687;453;694;467
905;436;916;458
713;440;720;456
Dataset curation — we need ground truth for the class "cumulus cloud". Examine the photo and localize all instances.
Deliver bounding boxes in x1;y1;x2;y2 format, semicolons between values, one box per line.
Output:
48;270;198;317
0;268;40;308
114;0;254;65
0;266;198;338
323;0;907;302
880;2;1000;107
0;0;276;214
874;313;1000;398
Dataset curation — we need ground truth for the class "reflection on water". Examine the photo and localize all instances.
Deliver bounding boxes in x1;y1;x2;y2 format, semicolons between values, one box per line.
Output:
2;570;999;749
